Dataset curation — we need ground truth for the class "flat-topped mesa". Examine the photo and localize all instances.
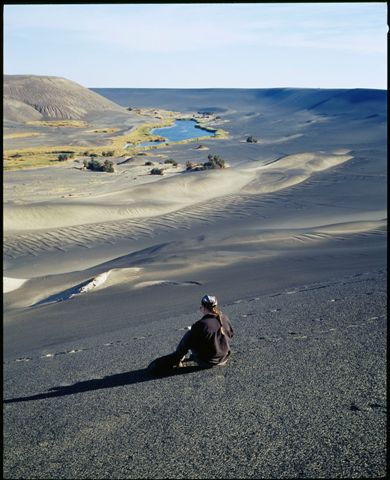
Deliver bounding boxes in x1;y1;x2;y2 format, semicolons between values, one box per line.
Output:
3;74;127;123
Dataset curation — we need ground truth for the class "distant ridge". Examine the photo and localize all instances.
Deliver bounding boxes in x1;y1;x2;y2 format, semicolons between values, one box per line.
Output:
4;75;127;123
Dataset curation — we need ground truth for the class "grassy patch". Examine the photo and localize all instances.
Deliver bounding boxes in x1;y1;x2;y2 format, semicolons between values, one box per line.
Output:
3;146;78;170
88;128;120;134
93;120;175;156
4;132;43;140
25;120;89;128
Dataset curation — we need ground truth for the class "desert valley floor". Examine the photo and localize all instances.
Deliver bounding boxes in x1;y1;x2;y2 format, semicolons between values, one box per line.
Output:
4;82;387;478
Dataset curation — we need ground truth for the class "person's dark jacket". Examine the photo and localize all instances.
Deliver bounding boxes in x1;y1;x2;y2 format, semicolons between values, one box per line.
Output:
177;313;234;365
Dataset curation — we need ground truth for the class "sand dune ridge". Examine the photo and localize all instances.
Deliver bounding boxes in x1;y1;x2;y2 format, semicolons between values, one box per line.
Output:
4;151;352;232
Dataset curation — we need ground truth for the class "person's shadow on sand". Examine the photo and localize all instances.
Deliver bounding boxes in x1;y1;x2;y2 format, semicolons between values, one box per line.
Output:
4;364;204;404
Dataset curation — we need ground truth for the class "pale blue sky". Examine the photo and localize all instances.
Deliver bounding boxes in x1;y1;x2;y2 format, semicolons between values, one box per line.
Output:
4;3;388;89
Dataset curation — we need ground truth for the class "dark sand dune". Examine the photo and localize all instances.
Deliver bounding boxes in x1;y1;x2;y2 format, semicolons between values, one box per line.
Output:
3;271;386;478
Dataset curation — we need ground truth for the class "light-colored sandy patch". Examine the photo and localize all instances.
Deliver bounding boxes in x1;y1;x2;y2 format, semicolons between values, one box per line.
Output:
220;218;386;249
4;277;27;293
76;271;111;294
71;267;142;297
194;145;210;150
103;267;143;287
23;267;143;307
317;219;387;235
243;134;304;145
4;168;251;231
242;151;352;195
331;148;351;155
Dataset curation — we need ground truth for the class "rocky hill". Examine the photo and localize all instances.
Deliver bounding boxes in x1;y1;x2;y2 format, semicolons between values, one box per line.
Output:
4;75;127;123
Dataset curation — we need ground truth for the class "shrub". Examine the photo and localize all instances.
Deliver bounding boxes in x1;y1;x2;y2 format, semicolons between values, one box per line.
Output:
102;151;114;157
150;168;164;175
246;136;258;143
145;161;153;166
185;155;225;172
87;159;102;171
164;159;178;166
58;152;75;161
202;162;214;170
185;161;204;172
206;154;225;169
89;153;98;158
103;160;115;173
84;158;115;173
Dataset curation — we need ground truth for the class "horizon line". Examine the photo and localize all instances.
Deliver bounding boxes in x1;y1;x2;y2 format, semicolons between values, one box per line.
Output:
88;86;387;91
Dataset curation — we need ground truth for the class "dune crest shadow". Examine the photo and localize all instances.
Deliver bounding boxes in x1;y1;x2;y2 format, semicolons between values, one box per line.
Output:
4;365;204;404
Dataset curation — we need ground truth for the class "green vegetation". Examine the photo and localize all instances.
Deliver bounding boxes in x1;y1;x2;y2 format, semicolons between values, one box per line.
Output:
204;154;225;169
83;158;115;173
3;145;80;170
57;152;74;161
145;161;153;166
91;128;119;134
186;154;226;172
150;167;164;175
4;132;42;139
26;120;89;128
164;158;178;166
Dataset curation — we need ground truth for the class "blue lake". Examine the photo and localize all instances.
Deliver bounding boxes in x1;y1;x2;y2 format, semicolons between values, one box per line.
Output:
139;119;215;147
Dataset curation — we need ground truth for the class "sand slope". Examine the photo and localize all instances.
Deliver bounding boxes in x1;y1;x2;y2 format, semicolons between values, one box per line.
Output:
3;271;386;478
3;150;353;232
4;75;127;123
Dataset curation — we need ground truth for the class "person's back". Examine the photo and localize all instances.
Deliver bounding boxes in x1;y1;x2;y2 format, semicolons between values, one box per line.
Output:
189;310;233;366
148;295;234;374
